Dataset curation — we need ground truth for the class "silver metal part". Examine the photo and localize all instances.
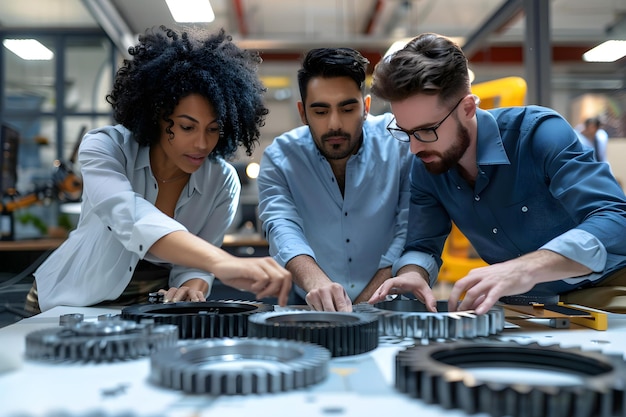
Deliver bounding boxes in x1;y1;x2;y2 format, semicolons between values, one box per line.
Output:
247;310;379;357
25;314;178;363
354;299;505;339
395;340;626;417
121;300;273;339
150;337;331;395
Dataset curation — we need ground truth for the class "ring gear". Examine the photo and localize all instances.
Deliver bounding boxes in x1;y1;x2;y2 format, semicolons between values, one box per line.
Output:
25;313;178;363
395;340;626;417
247;310;379;357
121;300;273;339
150;337;330;395
354;299;504;339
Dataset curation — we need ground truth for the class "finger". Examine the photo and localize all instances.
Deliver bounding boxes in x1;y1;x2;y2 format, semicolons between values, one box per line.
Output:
170;287;190;303
163;288;178;303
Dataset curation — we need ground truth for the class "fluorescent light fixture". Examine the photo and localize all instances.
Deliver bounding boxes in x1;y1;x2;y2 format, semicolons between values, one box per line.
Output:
165;0;215;22
3;39;53;60
582;40;626;62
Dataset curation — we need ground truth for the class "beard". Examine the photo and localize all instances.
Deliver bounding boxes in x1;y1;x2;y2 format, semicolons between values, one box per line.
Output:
417;122;470;174
315;129;362;161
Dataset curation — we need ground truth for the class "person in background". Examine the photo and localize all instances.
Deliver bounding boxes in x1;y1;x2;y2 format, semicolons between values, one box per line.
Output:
367;32;626;314
27;26;291;313
575;116;609;163
257;48;412;312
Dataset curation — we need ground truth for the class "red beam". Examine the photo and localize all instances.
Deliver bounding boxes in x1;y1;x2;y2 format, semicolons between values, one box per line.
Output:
232;0;248;37
363;0;385;34
468;45;595;64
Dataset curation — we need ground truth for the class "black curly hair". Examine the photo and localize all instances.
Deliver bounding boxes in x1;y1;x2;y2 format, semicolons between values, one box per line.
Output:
106;25;268;158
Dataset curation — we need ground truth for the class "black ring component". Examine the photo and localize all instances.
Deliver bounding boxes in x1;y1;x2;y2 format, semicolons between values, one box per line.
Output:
395;341;626;417
150;337;331;395
354;300;504;339
121;300;273;339
247;310;379;357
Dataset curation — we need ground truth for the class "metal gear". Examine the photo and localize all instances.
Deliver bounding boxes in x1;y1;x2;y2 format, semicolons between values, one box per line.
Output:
120;300;273;339
149;337;331;395
395;340;626;417
25;313;178;363
354;299;504;339
247;310;379;357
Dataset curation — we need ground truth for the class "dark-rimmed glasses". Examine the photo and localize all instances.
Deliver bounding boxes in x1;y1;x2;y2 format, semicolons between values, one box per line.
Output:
386;96;465;143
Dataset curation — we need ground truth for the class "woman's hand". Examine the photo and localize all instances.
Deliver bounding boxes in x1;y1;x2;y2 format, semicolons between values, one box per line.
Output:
158;278;208;302
212;256;292;306
368;270;437;312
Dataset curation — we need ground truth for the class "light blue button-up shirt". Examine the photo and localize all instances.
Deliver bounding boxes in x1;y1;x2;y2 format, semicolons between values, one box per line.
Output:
258;113;412;300
35;124;240;311
395;106;626;294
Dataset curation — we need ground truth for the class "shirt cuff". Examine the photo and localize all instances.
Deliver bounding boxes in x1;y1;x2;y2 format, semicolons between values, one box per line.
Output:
539;228;607;273
392;251;439;287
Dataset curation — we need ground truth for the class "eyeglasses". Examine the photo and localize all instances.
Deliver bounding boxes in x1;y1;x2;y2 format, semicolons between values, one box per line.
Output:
387;96;465;143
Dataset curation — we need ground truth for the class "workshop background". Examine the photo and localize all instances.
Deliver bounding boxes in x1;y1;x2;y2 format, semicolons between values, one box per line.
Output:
1;0;626;326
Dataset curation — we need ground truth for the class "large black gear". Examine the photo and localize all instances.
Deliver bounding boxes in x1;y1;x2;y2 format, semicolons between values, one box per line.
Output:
120;300;273;339
149;337;331;395
395;340;626;417
354;299;504;339
25;313;178;363
247;310;379;357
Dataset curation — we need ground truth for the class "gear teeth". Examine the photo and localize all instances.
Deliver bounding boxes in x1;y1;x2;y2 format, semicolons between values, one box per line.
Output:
149;337;330;395
395;340;626;417
121;300;273;339
247;310;379;357
25;316;178;363
354;300;504;339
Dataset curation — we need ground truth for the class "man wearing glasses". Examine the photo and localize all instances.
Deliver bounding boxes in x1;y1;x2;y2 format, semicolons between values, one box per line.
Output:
257;48;412;312
367;33;626;314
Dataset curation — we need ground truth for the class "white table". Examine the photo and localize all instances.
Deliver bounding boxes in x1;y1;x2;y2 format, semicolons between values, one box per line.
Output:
1;306;625;417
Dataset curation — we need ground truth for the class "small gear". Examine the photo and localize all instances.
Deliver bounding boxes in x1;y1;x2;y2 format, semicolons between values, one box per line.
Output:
25;313;178;363
247;310;379;357
395;340;626;417
121;300;273;339
354;299;504;339
149;337;331;395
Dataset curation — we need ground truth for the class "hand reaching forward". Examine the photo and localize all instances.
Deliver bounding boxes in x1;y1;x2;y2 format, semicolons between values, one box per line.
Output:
211;256;292;306
305;282;353;312
367;270;438;312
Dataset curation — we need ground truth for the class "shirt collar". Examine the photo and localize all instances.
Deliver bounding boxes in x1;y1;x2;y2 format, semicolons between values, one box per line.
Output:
476;108;510;166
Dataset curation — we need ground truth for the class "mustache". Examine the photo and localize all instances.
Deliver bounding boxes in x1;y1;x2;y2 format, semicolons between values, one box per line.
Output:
321;130;350;141
417;151;439;159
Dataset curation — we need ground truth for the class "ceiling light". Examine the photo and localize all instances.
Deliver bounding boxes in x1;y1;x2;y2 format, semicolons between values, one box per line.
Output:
582;40;626;62
165;0;215;23
3;39;53;60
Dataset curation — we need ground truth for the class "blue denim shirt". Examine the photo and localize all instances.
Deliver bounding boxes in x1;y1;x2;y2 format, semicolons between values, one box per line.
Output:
258;113;412;301
395;106;626;293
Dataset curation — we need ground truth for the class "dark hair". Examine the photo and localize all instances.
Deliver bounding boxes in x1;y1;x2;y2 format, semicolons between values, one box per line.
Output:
371;33;470;106
584;117;602;129
297;48;369;103
106;25;268;158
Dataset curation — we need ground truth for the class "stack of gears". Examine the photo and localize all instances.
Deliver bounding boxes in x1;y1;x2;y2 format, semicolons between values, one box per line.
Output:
22;298;626;416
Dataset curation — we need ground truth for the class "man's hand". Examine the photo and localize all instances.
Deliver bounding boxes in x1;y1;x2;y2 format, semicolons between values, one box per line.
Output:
305;282;353;312
367;267;437;312
449;250;592;315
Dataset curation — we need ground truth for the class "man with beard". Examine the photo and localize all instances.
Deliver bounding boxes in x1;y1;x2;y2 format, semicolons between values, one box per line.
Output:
257;48;412;312
367;33;626;314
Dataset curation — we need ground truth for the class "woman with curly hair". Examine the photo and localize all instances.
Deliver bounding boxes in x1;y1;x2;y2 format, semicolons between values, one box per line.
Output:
28;26;291;312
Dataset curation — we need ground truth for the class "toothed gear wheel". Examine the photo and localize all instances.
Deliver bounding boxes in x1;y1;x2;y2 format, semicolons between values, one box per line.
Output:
354;299;504;339
150;337;330;395
25;314;178;363
247;310;379;357
121;300;273;339
395;340;626;417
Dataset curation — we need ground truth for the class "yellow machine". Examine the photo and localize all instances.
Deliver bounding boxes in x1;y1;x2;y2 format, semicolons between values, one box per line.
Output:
437;77;527;283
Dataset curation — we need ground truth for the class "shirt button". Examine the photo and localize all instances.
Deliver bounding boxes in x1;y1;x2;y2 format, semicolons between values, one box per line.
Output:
346;239;350;243
344;212;348;216
457;186;461;190
492;228;498;234
521;206;528;212
474;195;480;201
348;258;352;262
139;244;143;251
